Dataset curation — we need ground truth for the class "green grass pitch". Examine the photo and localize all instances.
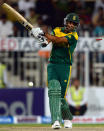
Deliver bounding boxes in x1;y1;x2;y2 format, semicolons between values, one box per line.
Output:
0;124;104;131
0;123;104;127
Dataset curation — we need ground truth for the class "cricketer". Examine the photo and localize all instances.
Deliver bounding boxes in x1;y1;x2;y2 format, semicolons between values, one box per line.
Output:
31;13;80;129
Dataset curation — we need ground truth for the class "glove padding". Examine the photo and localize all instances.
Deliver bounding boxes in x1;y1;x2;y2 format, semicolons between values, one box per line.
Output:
31;27;43;37
30;27;44;41
41;41;52;48
34;39;49;49
41;43;48;47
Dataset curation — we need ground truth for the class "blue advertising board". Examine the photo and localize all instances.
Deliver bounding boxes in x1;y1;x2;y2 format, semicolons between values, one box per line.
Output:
0;88;44;116
41;116;51;124
0;116;14;124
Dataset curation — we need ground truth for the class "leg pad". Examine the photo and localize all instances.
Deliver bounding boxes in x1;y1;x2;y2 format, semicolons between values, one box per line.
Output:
48;80;62;123
61;98;73;120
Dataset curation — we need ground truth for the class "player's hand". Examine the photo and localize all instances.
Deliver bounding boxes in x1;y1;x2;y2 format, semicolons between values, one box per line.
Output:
36;35;49;48
37;37;52;48
30;27;44;40
34;39;48;49
30;27;51;48
30;27;49;46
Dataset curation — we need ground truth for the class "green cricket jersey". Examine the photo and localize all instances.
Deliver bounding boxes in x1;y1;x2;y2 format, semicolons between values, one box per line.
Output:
49;27;78;65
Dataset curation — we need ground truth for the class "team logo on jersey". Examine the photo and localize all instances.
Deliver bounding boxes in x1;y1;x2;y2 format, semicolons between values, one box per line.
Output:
64;80;67;82
73;16;76;20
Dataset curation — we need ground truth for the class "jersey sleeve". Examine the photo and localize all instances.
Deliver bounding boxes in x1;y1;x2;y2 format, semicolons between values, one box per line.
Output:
65;34;77;46
51;27;58;36
51;27;60;36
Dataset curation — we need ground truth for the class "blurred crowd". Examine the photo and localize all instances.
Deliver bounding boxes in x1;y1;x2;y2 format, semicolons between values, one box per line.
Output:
0;0;104;89
0;0;104;38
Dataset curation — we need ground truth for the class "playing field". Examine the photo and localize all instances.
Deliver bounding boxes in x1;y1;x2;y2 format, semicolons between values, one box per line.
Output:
0;124;104;131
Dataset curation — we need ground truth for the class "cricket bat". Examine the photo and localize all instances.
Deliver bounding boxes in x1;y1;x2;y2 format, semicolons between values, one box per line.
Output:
1;3;33;31
0;2;48;47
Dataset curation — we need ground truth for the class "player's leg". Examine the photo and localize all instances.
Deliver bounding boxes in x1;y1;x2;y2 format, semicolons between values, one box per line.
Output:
48;80;62;128
61;98;73;120
47;63;62;128
57;64;73;128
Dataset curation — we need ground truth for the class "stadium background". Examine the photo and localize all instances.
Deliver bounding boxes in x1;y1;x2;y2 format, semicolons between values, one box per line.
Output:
0;0;104;126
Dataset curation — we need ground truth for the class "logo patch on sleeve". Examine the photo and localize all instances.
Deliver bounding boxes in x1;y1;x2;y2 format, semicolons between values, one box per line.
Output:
68;35;71;38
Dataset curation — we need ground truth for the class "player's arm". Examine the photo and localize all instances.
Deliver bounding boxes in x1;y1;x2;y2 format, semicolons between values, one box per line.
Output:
45;32;77;46
30;27;72;47
44;33;68;44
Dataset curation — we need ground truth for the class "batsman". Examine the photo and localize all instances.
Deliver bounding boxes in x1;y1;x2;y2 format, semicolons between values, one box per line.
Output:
0;0;80;128
1;1;80;127
31;13;80;129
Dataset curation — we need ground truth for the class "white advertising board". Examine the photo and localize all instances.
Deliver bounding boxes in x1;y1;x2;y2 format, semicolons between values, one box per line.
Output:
0;37;103;51
0;37;51;51
45;87;104;117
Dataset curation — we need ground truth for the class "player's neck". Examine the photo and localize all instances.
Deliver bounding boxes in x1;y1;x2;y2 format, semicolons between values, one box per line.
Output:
64;29;72;33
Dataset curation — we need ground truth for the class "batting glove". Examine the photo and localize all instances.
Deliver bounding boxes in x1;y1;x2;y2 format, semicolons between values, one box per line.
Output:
30;27;43;38
30;27;50;47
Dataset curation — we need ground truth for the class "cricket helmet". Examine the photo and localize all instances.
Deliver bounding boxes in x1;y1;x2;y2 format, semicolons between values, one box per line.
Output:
64;13;80;27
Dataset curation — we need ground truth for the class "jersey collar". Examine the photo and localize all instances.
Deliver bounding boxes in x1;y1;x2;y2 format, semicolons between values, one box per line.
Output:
61;27;65;33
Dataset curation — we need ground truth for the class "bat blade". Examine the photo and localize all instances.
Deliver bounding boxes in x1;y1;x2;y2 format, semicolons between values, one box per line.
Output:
1;3;33;31
1;3;47;48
